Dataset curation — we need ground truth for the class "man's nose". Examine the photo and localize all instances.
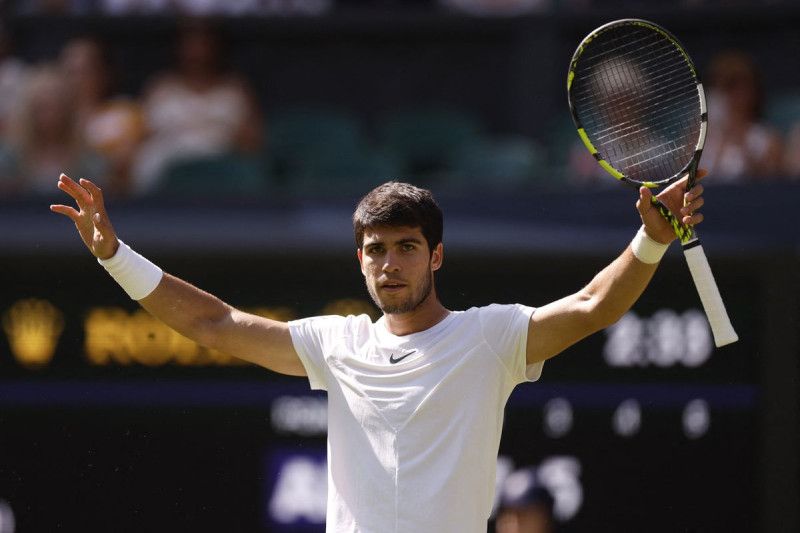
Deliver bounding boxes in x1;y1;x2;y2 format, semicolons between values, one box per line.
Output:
382;251;401;272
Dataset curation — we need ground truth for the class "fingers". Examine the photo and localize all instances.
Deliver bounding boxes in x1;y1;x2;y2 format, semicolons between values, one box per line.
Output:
682;169;706;182
685;183;704;203
49;204;81;224
55;174;109;221
80;178;108;218
681;195;704;214
673;169;706;193
651;169;707;227
636;186;653;216
57;173;93;209
682;212;704;226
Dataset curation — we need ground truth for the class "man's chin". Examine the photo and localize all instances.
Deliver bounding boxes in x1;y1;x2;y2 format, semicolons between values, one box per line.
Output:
378;301;414;315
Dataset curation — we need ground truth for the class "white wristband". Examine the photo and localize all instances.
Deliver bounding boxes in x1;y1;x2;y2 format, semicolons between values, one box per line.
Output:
98;239;163;300
630;226;670;264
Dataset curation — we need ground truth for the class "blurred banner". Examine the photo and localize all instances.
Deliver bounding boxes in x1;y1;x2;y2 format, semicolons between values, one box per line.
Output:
0;249;765;531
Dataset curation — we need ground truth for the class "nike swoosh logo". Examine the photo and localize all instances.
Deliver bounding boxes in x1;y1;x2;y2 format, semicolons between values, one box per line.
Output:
389;350;417;364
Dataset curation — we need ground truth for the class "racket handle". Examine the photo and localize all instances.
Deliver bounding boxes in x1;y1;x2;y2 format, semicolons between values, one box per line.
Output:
682;242;739;347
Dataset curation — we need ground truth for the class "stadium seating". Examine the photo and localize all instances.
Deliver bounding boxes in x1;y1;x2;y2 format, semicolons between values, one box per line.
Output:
378;106;482;182
154;153;268;198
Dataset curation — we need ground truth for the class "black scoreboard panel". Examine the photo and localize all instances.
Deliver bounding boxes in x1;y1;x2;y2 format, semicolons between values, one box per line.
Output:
0;251;763;531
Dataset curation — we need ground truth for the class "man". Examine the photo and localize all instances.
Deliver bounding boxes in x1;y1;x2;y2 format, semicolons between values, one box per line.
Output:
51;172;705;532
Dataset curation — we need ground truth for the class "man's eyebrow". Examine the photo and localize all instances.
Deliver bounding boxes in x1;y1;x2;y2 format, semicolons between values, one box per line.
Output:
364;237;422;247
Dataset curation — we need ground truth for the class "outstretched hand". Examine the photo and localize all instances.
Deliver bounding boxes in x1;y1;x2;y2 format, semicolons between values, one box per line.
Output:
50;174;119;260
636;169;707;244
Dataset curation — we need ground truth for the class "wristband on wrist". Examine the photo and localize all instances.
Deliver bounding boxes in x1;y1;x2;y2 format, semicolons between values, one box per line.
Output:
98;239;163;300
630;226;670;264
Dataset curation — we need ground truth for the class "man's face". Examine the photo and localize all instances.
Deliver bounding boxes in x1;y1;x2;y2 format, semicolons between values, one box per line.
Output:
357;225;443;315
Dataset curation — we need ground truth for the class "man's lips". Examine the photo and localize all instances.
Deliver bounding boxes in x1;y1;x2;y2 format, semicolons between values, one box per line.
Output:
380;281;407;291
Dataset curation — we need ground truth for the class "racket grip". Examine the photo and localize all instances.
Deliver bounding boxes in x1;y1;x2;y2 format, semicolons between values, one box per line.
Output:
682;243;739;347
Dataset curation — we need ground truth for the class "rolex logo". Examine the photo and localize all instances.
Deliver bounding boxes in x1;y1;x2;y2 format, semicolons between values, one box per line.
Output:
2;298;64;368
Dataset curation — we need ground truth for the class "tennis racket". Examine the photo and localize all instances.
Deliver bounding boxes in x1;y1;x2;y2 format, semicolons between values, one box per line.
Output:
566;18;738;347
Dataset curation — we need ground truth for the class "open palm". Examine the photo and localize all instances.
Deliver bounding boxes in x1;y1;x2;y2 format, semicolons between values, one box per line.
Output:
50;174;119;260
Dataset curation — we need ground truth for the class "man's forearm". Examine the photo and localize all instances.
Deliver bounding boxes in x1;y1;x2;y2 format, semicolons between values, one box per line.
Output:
98;240;230;346
52;174;301;374
138;273;233;349
583;244;662;329
120;263;300;374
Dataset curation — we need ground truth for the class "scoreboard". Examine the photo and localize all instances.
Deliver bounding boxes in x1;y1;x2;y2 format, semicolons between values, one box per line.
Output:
0;248;766;532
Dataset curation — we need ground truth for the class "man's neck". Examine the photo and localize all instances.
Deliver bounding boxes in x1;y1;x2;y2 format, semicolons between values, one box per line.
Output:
382;295;449;337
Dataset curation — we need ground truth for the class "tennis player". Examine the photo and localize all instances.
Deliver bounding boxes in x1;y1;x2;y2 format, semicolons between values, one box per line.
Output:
51;172;705;532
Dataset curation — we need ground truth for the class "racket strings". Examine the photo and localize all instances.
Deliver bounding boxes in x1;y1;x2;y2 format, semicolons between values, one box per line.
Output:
573;67;695;118
593;106;698;153
586;88;697;141
576;70;697;129
576;49;694;124
570;25;702;183
572;42;692;101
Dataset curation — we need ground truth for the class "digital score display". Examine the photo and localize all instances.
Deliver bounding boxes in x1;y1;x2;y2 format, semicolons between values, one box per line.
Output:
0;252;760;531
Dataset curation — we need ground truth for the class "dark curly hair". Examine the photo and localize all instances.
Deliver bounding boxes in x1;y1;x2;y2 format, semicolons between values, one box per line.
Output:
352;182;443;254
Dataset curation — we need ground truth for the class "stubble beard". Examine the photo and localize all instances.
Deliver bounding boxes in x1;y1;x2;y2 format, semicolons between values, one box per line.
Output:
367;269;434;315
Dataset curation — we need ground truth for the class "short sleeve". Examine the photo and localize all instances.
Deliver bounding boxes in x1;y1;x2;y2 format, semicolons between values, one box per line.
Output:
288;315;348;391
479;303;543;384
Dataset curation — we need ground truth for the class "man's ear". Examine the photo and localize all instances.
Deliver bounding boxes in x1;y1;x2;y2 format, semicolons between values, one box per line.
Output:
431;243;444;272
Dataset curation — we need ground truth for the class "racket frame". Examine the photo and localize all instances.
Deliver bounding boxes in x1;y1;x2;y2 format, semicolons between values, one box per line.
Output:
566;18;738;347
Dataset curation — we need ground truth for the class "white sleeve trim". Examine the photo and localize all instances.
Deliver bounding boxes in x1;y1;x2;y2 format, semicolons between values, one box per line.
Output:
522;306;544;382
288;320;328;391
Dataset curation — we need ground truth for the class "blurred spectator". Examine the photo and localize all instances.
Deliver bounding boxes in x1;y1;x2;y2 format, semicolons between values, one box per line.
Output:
439;0;551;16
0;24;29;140
702;50;782;182
14;0;93;15
495;467;556;533
99;0;170;15
99;0;332;16
132;20;263;195
2;65;106;197
60;37;145;196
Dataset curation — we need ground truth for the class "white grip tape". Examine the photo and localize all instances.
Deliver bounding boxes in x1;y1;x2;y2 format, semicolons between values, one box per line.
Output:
682;244;739;347
98;239;163;300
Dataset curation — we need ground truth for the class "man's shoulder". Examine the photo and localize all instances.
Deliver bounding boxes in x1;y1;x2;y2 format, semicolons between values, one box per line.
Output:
457;304;536;337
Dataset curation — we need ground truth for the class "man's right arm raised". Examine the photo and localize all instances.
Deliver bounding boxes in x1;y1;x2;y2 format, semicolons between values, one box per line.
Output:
50;174;305;376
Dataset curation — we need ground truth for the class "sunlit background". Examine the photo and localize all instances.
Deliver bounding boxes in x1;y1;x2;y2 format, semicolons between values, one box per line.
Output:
0;1;798;532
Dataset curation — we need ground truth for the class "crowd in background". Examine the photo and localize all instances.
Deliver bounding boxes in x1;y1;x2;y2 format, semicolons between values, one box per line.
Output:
0;20;265;198
0;13;798;200
566;50;797;187
7;0;800;17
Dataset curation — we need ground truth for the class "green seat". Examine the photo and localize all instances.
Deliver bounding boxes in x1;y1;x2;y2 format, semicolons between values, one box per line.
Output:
545;114;584;183
291;143;403;196
155;154;268;198
0;142;17;183
444;136;547;192
379;107;482;180
765;93;800;135
268;106;364;182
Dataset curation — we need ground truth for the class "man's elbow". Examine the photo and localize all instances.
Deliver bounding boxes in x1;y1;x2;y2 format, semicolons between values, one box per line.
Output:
189;310;232;350
584;298;626;333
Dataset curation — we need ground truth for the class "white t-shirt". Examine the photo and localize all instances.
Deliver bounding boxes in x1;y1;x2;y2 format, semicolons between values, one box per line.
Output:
289;303;543;533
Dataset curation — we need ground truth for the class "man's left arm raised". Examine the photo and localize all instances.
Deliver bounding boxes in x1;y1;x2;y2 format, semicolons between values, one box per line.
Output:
526;171;707;365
